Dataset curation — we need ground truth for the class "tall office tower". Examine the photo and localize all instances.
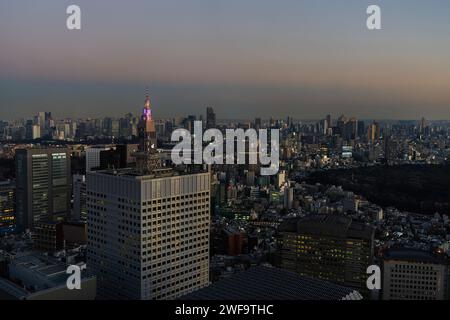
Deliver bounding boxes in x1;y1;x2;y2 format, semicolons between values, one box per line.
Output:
111;119;120;137
85;146;111;172
25;120;33;140
326;114;332;130
419;117;427;135
277;214;375;297
344;117;357;141
0;180;16;235
15;148;71;230
357;120;365;138
86;167;211;300
25;120;41;140
45;112;52;129
367;121;381;144
320;119;328;135
102;118;112;136
37;112;46;128
135;93;159;174
206;107;216;129
119;113;134;138
72;174;87;222
336;114;347;135
382;248;449;300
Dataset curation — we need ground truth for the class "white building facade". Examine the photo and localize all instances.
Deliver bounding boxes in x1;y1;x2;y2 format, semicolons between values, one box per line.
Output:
86;168;210;300
382;249;449;300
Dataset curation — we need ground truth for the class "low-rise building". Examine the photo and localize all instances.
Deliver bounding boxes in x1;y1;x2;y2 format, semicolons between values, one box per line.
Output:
0;252;96;300
382;248;450;300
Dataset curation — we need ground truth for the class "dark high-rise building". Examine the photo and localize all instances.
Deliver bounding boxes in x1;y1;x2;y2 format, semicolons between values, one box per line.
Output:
326;114;332;130
99;149;123;170
419;117;428;136
25;120;33;140
0;180;16;235
101;117;120;137
99;144;138;170
337;115;347;136
206;107;216;129
277;214;374;297
357;120;365;138
343;119;356;141
15;148;71;230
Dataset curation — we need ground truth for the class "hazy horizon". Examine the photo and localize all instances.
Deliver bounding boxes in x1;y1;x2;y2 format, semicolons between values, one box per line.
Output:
1;0;450;120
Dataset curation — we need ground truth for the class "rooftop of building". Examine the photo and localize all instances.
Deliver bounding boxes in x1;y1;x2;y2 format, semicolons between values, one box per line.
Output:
180;266;363;300
88;165;209;180
6;252;93;291
383;247;449;265
278;214;374;239
15;147;69;152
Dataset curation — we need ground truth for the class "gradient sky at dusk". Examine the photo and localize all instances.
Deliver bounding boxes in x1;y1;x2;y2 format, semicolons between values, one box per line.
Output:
1;0;450;120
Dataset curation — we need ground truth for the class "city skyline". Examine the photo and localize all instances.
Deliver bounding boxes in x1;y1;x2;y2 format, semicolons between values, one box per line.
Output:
2;1;450;306
1;0;450;120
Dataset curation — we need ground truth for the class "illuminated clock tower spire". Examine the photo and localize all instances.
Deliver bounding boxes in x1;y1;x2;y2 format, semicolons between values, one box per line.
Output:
135;89;160;174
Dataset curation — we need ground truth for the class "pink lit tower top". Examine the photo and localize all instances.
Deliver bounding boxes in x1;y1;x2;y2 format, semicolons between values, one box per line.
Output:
135;89;160;174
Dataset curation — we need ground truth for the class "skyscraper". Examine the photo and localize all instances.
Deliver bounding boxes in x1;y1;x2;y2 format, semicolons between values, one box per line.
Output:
206;107;216;129
15;148;71;230
367;121;381;144
37;112;46;129
357;120;365;138
344;117;357;141
25;120;40;140
326;114;332;130
86;167;210;300
419;117;428;135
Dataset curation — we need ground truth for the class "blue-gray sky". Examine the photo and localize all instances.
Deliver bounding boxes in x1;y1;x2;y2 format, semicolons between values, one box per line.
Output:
1;0;450;120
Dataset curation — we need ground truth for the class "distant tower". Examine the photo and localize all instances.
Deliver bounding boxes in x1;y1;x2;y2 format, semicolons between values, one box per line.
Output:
135;90;160;174
206;107;216;129
326;114;332;129
420;117;427;135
